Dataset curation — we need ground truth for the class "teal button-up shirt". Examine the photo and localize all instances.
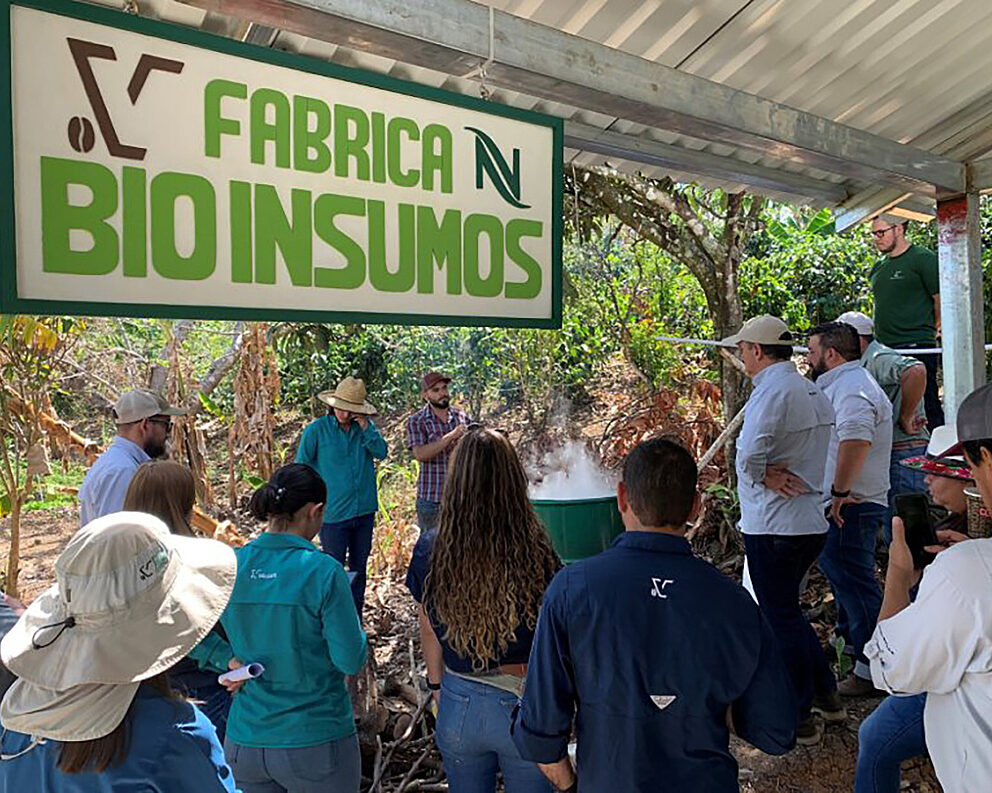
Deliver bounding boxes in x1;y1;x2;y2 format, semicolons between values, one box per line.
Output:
193;532;368;749
296;415;388;524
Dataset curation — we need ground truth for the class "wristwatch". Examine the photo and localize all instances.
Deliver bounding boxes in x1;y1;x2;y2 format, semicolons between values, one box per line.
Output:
830;485;851;498
427;680;441;691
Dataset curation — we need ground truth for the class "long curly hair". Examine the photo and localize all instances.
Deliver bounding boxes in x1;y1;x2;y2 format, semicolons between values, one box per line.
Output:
425;428;562;669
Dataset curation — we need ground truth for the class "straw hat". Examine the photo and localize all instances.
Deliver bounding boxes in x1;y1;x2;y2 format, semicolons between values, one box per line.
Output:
317;377;377;415
0;512;235;740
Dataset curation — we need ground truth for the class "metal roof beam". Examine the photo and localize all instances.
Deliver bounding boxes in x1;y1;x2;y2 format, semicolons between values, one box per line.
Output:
564;122;850;204
968;158;992;191
179;0;965;195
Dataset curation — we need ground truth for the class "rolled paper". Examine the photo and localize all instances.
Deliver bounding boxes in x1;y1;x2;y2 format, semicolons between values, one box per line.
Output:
218;663;265;685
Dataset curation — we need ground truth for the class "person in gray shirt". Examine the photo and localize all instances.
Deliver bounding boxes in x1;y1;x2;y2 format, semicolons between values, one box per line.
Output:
836;311;928;544
807;321;893;699
722;315;840;745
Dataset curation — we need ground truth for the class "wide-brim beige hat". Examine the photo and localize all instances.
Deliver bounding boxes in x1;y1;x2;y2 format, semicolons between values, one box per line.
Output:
719;314;794;347
0;512;235;738
1;679;141;742
317;376;377;415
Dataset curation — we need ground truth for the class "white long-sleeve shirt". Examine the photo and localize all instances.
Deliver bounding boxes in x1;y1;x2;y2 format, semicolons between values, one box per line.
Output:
735;361;834;536
816;360;893;507
865;539;992;793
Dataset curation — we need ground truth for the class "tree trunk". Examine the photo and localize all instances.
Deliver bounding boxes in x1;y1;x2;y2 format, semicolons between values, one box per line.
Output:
5;482;28;599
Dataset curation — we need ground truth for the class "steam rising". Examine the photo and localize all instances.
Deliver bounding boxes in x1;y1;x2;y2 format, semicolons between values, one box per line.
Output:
529;442;618;501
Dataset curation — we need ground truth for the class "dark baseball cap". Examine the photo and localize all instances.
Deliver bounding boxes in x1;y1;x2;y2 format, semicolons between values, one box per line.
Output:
421;371;451;391
948;382;992;453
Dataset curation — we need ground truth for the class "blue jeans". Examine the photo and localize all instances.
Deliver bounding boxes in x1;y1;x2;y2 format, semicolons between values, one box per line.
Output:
416;497;441;533
224;733;360;793
885;444;928;544
818;502;886;678
855;694;927;793
320;513;375;617
436;673;552;793
743;533;833;721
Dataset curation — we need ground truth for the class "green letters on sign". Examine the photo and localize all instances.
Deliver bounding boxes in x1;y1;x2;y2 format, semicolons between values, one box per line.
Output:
41;156;119;275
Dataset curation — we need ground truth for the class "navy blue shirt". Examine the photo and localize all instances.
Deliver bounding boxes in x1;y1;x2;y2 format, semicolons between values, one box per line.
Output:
511;532;796;793
406;530;535;672
0;686;238;793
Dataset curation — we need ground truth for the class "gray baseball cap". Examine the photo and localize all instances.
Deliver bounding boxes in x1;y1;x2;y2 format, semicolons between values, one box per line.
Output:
113;390;186;425
948;382;992;453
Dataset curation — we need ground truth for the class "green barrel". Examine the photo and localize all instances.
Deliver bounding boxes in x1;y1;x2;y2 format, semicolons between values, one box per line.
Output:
531;496;624;563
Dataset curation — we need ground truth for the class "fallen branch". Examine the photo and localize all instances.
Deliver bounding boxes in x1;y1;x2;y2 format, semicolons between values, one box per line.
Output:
371;695;433;793
696;403;746;472
395;745;433;793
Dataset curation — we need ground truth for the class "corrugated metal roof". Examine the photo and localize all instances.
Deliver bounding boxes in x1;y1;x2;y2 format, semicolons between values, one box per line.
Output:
80;0;992;209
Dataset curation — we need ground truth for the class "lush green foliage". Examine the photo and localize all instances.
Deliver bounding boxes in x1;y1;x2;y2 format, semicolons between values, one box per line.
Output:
31;198;992;435
739;208;876;331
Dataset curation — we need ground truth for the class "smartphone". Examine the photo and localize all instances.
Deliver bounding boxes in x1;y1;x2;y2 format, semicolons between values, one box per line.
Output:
894;493;938;569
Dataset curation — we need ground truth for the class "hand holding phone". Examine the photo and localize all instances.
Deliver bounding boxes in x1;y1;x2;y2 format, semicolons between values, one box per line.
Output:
893;493;938;569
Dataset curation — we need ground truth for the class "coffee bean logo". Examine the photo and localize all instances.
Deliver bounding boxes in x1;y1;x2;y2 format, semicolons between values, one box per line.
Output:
67;116;95;153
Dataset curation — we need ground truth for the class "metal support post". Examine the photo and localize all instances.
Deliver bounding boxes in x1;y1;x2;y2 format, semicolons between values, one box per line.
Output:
936;192;985;423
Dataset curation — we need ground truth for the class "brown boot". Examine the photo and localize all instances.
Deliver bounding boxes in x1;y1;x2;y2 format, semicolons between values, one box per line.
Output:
811;690;848;723
796;715;823;746
837;674;885;698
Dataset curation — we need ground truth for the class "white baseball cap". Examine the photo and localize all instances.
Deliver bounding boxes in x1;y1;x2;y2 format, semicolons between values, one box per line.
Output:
836;311;874;337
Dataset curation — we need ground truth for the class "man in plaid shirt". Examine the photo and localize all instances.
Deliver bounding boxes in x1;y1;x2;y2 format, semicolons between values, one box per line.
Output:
407;372;471;532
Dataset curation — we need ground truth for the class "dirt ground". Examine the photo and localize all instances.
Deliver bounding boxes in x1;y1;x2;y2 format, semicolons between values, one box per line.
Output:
1;505;942;792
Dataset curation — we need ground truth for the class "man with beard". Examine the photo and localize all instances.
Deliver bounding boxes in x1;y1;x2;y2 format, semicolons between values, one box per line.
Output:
807;321;893;698
406;372;471;533
870;215;942;428
78;389;186;526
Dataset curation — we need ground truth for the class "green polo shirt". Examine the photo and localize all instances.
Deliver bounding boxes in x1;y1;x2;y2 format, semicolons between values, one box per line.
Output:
192;532;368;748
870;244;940;346
296;415;388;524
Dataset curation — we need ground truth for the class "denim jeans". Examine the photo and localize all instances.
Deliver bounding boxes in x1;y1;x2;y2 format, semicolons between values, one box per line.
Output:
320;513;375;617
818;502;886;679
855;694;927;793
416;497;441;534
884;444;928;545
224;733;360;793
743;533;834;721
436;673;552;793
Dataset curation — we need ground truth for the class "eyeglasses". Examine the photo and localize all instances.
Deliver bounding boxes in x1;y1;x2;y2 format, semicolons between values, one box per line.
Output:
147;418;173;431
871;225;897;238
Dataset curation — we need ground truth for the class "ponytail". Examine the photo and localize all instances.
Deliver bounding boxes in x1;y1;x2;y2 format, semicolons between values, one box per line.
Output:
248;463;326;521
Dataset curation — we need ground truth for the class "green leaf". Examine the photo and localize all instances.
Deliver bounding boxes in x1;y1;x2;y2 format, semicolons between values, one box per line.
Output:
806;208;836;236
0;492;10;519
197;392;226;420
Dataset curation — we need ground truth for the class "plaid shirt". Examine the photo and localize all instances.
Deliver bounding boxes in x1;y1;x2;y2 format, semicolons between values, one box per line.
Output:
406;404;469;502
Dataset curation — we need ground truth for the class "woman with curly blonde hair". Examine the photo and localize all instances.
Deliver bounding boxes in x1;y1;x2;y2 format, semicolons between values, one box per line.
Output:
406;426;561;793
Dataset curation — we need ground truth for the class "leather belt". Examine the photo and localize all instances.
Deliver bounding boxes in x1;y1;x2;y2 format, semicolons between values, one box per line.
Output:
498;663;527;677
